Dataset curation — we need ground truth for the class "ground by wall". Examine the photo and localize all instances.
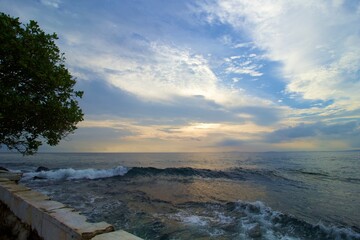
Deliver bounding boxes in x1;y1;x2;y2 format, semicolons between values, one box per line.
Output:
0;200;43;240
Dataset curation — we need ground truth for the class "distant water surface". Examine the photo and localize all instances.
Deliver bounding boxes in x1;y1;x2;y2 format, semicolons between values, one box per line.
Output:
0;151;359;239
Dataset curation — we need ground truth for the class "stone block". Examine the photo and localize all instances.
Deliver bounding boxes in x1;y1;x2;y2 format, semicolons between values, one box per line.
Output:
49;208;114;239
15;190;51;202
91;230;143;240
42;208;82;240
0;184;13;205
0;181;30;192
32;200;66;212
10;190;50;225
0;171;22;182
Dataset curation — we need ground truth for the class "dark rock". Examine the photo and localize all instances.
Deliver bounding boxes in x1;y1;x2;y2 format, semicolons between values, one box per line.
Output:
225;202;237;211
33;176;47;180
0;167;9;172
248;223;262;238
36;166;49;172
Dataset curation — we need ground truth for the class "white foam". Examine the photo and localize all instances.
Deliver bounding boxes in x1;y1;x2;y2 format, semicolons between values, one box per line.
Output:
183;215;208;226
236;201;301;239
170;212;209;227
214;211;234;225
21;166;129;181
316;222;360;240
236;200;360;240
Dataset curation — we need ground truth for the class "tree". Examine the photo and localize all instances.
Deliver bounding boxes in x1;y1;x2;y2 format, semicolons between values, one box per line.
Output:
0;13;84;155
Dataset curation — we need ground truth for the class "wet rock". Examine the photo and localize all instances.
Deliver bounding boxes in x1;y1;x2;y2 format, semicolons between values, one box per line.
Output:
36;166;50;172
248;204;260;213
33;176;47;180
0;166;9;171
225;202;237;211
248;223;262;238
159;233;170;240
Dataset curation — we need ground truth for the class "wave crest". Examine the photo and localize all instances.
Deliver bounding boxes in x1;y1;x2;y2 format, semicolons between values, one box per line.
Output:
22;166;129;181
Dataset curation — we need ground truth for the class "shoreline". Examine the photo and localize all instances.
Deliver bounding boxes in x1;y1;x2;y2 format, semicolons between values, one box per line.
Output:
1;152;360;239
0;171;142;240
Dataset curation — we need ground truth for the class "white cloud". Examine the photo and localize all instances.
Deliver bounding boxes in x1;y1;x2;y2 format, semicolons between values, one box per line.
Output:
201;0;360;110
233;42;253;49
0;0;275;109
68;41;217;100
64;33;271;108
108;42;220;101
40;0;61;8
223;54;263;77
226;64;263;77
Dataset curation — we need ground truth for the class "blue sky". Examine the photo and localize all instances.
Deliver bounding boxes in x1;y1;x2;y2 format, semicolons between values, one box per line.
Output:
1;0;360;152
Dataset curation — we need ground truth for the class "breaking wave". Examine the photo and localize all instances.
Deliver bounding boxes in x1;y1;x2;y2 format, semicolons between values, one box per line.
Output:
21;166;129;181
21;165;360;186
170;201;360;240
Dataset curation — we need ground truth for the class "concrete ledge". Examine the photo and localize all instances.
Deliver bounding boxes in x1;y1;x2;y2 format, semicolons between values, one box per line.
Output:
0;170;22;182
91;230;143;240
0;180;142;240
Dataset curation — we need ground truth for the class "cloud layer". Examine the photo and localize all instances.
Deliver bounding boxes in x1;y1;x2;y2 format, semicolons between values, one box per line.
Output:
1;0;359;152
202;0;360;109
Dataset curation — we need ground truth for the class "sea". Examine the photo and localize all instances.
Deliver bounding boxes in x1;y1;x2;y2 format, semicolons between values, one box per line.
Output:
0;151;359;240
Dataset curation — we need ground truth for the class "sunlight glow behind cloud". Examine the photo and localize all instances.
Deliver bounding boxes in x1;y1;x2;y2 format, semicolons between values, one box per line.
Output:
1;0;359;152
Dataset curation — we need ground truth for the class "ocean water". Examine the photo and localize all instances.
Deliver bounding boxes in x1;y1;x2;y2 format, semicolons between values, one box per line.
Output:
0;151;359;240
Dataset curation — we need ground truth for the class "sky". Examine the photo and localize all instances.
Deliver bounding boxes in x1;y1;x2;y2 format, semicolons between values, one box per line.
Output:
1;0;360;152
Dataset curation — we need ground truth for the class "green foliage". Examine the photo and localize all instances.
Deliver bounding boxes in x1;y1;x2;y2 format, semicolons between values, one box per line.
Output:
0;13;84;155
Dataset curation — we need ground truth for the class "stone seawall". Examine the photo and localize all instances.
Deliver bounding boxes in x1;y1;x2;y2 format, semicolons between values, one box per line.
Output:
0;200;43;240
0;177;142;240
